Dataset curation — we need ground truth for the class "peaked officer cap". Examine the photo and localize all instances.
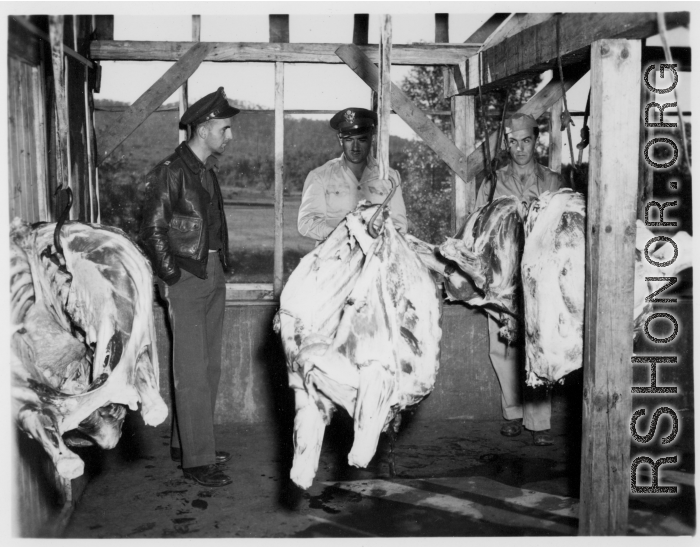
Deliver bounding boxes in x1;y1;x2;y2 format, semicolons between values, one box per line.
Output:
180;87;240;126
330;107;377;136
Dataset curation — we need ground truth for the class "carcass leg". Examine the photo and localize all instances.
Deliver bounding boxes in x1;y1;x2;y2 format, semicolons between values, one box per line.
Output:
17;405;84;479
288;372;333;489
348;360;395;468
134;350;168;427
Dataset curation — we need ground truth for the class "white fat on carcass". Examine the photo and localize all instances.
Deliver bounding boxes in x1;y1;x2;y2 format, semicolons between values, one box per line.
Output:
521;190;693;387
10;219;168;479
277;204;441;489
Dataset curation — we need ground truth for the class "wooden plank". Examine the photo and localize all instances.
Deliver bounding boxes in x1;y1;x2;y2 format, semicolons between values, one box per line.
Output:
353;14;369;45
269;15;289;43
480;13;554;50
49;16;70;193
378;16;392;179
548;97;562;173
13;16;94;69
451;95;475;229
336;43;468;182
178;15;200;144
97;42;212;164
32;63;50;220
93;15;113;40
462;12;689;95
463;13;510;43
579;38;641;536
469;63;588;189
273;62;284;298
435;13;449;43
90;40;479;65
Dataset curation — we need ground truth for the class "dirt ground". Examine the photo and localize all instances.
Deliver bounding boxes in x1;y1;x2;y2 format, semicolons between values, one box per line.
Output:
62;396;695;538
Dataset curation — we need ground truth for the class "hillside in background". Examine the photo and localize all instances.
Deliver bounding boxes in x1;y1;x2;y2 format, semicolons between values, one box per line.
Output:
96;99;417;194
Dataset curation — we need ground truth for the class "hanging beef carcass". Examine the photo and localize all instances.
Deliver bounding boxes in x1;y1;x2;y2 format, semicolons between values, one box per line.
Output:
10;218;168;479
521;189;693;387
437;196;526;343
275;204;441;489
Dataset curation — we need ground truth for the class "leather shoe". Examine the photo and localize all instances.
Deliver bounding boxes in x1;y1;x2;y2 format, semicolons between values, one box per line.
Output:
182;464;232;487
170;447;232;464
532;430;554;446
500;419;523;437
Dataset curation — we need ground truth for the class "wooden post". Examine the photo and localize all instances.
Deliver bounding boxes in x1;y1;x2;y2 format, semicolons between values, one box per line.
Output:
637;42;653;219
579;38;641;536
435;14;451;108
377;15;392;179
452;95;475;230
548;97;563;173
179;15;200;144
353;14;369;45
49;16;70;219
93;16;113;40
269;15;289;43
273;62;284;297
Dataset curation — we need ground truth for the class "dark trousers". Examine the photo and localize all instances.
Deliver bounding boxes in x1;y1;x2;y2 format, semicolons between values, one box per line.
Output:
159;256;225;468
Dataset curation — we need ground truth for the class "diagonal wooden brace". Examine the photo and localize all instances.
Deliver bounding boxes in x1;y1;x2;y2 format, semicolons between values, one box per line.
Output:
98;42;212;165
336;43;469;182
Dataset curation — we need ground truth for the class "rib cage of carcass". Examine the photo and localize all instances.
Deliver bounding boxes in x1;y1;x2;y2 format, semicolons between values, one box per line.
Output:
521;189;693;387
437;196;526;343
275;204;442;489
10;218;168;480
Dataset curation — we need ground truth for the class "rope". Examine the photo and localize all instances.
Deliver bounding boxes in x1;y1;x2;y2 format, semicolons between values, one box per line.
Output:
555;15;577;190
657;12;691;171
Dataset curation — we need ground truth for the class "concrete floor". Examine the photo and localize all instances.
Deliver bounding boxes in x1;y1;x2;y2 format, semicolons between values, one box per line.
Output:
62;388;695;538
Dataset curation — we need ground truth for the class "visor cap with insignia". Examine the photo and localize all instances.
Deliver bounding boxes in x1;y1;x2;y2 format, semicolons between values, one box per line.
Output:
330;107;377;136
505;112;539;135
180;87;241;127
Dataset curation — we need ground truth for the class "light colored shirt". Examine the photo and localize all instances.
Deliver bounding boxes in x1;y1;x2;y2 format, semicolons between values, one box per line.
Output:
297;154;408;241
475;160;563;209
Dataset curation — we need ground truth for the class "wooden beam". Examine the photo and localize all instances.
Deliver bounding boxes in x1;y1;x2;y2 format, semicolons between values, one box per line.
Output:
49;16;70;193
451;95;475;229
14;16;94;69
353;14;369;45
463;13;510;43
480;13;554;50
470;63;588;189
579;38;641;536
269;15;289;43
336;43;468;182
97;42;212;165
93;15;113;41
377;16;392;180
548;98;562;173
462;12;689;95
273;62;284;297
435;14;449;43
90;40;479;65
179;15;200;144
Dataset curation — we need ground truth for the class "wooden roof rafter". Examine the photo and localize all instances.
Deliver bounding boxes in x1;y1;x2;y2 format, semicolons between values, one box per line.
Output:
446;11;690;97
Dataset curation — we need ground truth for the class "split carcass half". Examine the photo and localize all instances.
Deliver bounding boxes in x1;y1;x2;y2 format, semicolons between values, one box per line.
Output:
275;205;442;489
437;196;525;343
521;189;693;387
10;218;168;479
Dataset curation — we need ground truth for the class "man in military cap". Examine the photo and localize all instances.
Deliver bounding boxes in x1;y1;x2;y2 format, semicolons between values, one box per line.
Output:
140;87;239;487
477;112;562;446
298;107;407;240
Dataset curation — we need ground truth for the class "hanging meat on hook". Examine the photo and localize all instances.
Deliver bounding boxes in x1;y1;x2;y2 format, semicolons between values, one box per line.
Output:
275;203;441;489
11;217;168;479
521;189;693;387
437;196;526;344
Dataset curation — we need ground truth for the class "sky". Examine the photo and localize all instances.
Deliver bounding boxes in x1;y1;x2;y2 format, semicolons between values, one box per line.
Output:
91;5;691;160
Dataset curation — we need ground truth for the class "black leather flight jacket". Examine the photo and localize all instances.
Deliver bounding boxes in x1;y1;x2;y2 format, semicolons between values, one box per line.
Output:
139;142;229;285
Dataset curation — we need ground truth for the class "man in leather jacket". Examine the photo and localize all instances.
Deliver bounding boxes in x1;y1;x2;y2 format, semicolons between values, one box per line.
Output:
140;87;238;488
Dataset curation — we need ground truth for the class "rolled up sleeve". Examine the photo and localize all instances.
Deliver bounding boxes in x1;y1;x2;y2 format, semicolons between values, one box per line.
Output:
298;171;334;241
388;170;408;233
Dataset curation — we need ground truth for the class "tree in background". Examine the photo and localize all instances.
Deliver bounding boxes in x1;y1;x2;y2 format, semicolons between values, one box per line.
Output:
397;66;542;243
